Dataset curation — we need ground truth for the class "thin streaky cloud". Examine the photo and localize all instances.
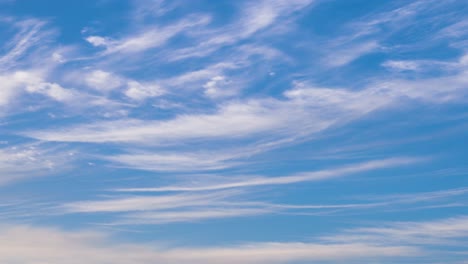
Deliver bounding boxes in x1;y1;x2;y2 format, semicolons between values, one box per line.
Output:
116;157;423;192
0;1;467;263
0;223;419;264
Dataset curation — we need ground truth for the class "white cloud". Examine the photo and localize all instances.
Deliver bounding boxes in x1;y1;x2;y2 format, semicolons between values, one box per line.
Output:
438;18;468;40
383;60;421;71
25;99;291;143
0;69;130;116
169;0;314;61
84;70;123;91
85;35;110;47
25;68;468;145
26;81;76;102
101;137;299;172
162;62;237;88
63;191;238;213
0;143;73;185
0;70;76;110
86;15;210;54
0;224;418;264
131;0;175;19
49;157;440;226
1;6;467;263
0;72;23;107
359;187;468;205
203;75;237;98
116;157;420;192
0;18;87;113
121;207;271;224
325;41;379;67
61;189;276;224
0;19;50;71
124;80;164;100
326;216;468;247
105;151;240;171
315;1;453;69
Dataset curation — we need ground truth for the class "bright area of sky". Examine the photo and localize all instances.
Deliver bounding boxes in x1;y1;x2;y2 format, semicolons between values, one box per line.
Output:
0;0;467;263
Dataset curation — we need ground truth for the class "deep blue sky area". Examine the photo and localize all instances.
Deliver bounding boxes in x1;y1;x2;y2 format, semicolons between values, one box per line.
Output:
0;0;467;263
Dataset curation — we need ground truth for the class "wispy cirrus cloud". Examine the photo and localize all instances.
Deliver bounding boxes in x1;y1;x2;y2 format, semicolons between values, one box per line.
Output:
326;216;468;247
85;15;211;55
0;143;74;185
1;2;467;263
23;65;468;151
49;157;421;225
167;0;315;61
0;223;419;264
1;215;465;263
0;18;52;71
63;190;240;214
0;18;129;117
116;157;421;192
3;215;468;263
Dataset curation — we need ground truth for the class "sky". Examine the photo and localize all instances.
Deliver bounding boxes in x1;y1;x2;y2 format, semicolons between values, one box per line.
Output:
0;0;467;263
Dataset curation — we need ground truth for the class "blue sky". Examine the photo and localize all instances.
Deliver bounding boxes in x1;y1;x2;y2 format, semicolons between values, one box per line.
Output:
0;0;467;263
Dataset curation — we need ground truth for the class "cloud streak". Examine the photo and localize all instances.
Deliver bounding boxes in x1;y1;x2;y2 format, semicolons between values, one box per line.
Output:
0;143;74;185
0;223;419;264
116;157;421;192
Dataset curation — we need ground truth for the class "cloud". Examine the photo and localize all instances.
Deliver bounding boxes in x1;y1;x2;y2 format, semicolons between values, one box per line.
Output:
116;157;420;192
0;18;60;111
58;157;468;227
124;80;165;100
100;136;302;172
1;70;70;103
0;18;119;115
84;70;123;91
203;75;236;98
0;143;74;185
61;188;278;224
167;0;314;61
382;60;421;71
326;216;468;247
0;19;51;71
24;98;295;143
120;207;271;225
359;187;468;205
0;69;133;118
104;151;240;171
1;3;467;263
0;223;419;264
24;67;468;146
63;191;239;213
52;157;420;225
325;41;379;67
5;215;466;263
131;0;175;19
314;0;462;69
85;15;210;54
